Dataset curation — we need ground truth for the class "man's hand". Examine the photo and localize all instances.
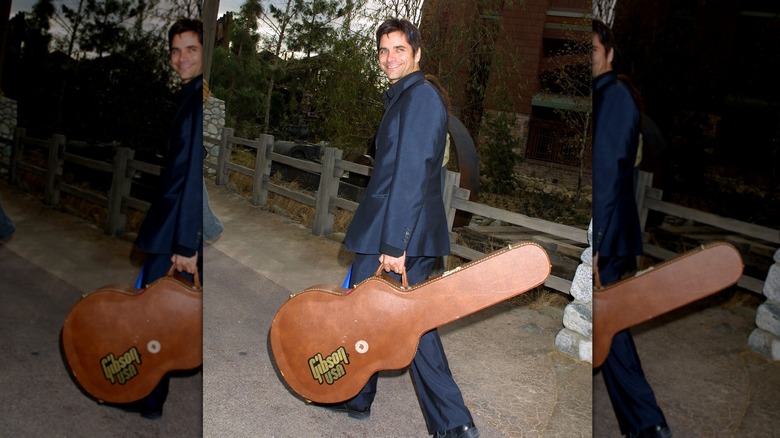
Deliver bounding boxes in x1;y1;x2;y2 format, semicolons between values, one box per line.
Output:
379;252;406;274
172;252;199;274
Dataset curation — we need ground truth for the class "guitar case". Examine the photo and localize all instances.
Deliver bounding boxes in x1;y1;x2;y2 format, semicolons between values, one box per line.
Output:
593;242;744;367
269;243;552;404
61;267;202;403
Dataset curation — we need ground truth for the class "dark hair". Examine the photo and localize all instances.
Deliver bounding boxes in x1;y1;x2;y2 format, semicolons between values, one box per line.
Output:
425;74;451;112
375;18;421;55
592;19;614;58
618;73;644;113
169;18;203;51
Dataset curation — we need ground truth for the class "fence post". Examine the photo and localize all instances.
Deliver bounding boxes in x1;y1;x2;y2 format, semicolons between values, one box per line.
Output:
44;134;65;206
443;170;461;231
253;134;274;206
635;170;654;233
9;127;24;184
312;147;343;236
106;147;134;235
216;127;233;186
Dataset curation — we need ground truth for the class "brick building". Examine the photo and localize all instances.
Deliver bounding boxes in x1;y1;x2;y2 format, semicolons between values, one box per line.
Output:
420;0;591;197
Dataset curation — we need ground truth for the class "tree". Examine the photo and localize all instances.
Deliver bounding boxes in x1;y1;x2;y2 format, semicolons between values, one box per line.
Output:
593;0;617;26
5;0;190;151
539;25;591;203
314;0;385;158
210;0;269;137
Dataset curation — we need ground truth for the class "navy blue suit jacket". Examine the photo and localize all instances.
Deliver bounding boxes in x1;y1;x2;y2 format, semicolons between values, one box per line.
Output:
136;75;203;257
344;71;450;258
592;71;643;258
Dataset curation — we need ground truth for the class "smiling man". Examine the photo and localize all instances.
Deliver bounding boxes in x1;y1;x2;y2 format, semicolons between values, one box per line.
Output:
336;18;479;438
592;18;671;438
130;18;204;419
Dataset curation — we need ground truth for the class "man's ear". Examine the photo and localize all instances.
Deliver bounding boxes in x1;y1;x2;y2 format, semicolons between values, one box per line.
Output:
607;47;614;65
414;48;422;64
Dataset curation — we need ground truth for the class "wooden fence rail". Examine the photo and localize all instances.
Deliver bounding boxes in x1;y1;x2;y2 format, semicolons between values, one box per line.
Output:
635;171;778;295
11;127;775;297
5;128;162;235
207;129;589;295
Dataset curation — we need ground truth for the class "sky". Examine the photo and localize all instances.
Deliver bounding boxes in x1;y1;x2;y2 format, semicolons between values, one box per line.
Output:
10;0;37;16
9;0;235;17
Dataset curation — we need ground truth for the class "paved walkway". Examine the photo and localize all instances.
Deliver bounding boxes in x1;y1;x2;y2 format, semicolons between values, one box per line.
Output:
0;183;201;437
3;177;778;437
202;182;592;437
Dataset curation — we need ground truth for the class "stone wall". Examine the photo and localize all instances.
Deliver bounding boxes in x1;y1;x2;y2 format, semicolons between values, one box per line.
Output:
204;96;226;160
555;220;593;363
0;97;18;159
749;248;780;361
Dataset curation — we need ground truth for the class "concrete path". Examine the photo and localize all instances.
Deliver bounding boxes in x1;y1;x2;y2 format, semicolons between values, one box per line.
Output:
4;176;776;437
593;296;780;437
0;183;202;437
203;182;592;437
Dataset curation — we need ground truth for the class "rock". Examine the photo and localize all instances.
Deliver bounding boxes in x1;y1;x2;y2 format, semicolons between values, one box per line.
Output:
578;338;592;363
570;263;593;303
756;302;780;337
563;301;592;337
748;328;774;356
555;328;588;360
764;263;780;301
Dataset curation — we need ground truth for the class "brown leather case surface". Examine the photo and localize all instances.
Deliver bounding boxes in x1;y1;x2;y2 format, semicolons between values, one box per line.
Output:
593;242;744;368
61;272;202;403
269;242;551;403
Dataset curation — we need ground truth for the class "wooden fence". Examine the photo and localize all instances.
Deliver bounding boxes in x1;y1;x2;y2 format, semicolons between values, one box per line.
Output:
635;171;779;295
206;128;589;295
4;128;162;235
16;127;772;297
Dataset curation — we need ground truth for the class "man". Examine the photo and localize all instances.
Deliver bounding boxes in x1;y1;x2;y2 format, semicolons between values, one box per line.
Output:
130;18;204;419
592;19;671;438
0;197;14;242
334;18;478;438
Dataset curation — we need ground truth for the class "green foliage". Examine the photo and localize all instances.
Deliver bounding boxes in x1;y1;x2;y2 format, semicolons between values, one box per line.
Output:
3;0;195;154
210;0;269;138
315;30;384;158
479;112;519;194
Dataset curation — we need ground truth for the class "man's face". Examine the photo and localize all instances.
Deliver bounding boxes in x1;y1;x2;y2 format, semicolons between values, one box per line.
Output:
170;30;202;84
592;32;613;78
378;31;421;84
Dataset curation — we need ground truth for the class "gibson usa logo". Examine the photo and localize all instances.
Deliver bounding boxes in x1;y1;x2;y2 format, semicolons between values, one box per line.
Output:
100;347;142;385
309;347;349;385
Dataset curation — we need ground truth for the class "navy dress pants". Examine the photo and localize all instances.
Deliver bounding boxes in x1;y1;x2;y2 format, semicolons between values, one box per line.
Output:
135;252;203;411
346;254;473;435
598;255;666;434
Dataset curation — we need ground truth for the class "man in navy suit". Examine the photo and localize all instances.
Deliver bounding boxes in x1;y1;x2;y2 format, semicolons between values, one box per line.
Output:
334;18;478;438
592;19;671;438
129;18;204;419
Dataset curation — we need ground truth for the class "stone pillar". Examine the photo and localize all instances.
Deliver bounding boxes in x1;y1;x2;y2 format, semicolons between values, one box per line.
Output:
748;248;780;361
203;95;226;177
555;220;593;363
0;97;17;160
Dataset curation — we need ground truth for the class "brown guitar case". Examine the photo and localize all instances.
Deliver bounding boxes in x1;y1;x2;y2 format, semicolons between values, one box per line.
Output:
61;267;202;403
593;242;744;368
269;242;551;404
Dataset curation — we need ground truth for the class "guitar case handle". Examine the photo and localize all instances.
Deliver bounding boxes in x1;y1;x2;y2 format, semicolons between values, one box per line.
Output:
166;264;202;289
374;264;409;289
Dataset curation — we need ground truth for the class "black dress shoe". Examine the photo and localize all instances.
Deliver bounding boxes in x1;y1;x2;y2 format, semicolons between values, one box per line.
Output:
317;402;371;420
107;401;163;420
435;422;480;438
628;423;672;438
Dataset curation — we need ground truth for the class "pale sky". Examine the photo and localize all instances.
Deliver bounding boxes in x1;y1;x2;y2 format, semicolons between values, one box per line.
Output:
10;0;37;16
